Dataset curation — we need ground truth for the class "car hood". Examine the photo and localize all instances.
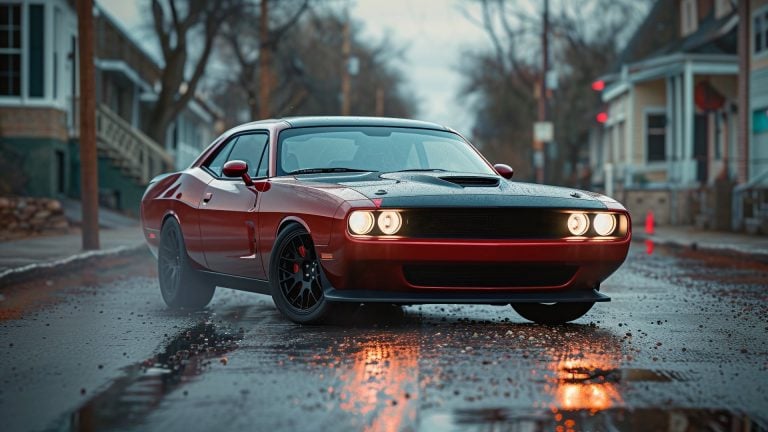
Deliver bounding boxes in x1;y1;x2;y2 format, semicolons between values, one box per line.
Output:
299;171;608;209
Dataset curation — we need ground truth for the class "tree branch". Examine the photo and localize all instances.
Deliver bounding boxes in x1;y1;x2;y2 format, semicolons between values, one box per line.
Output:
151;0;171;59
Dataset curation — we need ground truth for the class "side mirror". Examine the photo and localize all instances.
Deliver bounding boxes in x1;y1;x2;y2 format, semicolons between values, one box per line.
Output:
222;160;253;186
493;163;514;179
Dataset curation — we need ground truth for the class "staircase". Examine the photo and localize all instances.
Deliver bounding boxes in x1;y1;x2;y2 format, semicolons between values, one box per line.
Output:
95;104;173;185
67;100;174;213
743;189;768;235
733;168;768;235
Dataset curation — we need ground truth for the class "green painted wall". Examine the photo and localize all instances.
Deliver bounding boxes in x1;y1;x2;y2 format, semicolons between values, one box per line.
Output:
0;137;69;197
0;137;146;215
67;140;146;216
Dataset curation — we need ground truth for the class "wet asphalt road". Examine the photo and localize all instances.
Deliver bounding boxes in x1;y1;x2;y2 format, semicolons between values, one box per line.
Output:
1;242;767;432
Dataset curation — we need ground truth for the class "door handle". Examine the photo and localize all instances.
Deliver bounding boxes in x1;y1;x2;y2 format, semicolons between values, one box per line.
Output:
202;192;213;204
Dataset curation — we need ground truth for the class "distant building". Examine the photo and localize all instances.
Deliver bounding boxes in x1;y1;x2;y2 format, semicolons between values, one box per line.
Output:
590;0;768;232
0;0;222;214
736;0;768;233
748;0;768;179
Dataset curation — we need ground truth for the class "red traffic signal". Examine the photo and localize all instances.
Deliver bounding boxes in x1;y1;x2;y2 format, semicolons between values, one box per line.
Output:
596;112;608;123
591;80;605;91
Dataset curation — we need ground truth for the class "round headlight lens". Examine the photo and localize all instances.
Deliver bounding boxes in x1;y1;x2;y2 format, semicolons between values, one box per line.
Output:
377;211;402;235
593;213;617;236
348;211;375;235
567;213;590;236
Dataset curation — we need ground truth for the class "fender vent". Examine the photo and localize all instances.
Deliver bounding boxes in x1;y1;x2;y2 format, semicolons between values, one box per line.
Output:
439;176;500;187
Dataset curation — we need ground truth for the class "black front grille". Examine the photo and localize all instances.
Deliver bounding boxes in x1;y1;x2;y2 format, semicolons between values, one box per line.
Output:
403;264;577;288
402;208;571;239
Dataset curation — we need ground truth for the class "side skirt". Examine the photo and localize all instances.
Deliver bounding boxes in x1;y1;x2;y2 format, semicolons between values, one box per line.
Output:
198;270;272;295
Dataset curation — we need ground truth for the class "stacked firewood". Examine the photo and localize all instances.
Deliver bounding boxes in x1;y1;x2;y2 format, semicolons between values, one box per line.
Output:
0;197;69;240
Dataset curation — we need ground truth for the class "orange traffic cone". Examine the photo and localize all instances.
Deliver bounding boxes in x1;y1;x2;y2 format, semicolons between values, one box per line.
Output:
645;211;655;235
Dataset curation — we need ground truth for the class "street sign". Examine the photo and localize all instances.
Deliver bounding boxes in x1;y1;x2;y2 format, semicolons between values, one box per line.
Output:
534;121;553;142
348;56;359;76
546;70;558;90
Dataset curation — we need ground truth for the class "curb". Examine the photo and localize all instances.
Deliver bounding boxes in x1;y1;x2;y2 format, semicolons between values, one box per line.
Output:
0;243;149;288
633;233;768;262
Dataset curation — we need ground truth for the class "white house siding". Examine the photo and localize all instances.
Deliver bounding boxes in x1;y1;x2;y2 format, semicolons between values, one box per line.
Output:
750;67;768;183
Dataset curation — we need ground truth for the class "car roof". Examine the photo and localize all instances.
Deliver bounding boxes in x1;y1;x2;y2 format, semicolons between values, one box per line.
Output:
263;116;450;130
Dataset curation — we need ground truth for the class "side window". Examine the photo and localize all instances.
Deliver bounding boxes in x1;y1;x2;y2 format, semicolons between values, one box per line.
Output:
227;134;269;177
205;137;238;176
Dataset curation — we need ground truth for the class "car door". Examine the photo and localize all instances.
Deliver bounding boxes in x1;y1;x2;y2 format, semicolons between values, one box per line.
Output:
198;132;270;279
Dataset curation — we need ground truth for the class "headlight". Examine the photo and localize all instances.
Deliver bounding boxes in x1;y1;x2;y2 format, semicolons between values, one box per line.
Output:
593;213;616;236
377;211;402;235
567;213;589;236
348;211;375;235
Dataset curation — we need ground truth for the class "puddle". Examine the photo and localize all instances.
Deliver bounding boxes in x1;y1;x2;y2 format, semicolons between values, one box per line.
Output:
428;407;765;432
556;367;686;384
49;319;242;431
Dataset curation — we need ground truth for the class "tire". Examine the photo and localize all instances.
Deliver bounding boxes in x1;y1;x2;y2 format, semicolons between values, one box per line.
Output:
511;302;595;324
158;218;215;310
269;224;357;324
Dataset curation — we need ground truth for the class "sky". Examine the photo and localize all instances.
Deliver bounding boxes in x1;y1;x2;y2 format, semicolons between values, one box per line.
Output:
97;0;491;135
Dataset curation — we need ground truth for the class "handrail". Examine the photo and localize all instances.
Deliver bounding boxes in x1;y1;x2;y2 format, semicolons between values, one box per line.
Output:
732;167;768;230
95;104;173;184
96;104;172;165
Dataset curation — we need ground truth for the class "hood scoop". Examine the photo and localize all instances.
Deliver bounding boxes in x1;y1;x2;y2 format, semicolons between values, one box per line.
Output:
439;176;500;187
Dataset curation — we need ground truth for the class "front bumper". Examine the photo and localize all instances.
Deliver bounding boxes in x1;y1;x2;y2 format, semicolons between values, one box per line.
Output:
316;230;631;304
323;286;610;304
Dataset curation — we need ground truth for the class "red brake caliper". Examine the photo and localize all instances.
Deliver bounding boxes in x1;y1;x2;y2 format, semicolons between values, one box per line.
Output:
293;245;306;274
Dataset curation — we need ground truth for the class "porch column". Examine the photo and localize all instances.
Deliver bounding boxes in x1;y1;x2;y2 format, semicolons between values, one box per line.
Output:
674;73;684;183
683;62;694;184
666;76;675;180
132;83;140;129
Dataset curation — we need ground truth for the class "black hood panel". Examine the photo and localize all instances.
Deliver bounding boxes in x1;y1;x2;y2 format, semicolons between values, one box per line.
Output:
300;171;606;209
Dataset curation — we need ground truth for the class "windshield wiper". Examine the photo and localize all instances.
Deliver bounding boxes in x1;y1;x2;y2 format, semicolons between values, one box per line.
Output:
386;168;447;173
287;167;372;175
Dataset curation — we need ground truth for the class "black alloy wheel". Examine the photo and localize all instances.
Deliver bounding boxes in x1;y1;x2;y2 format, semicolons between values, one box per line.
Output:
277;230;324;312
270;224;357;324
158;218;215;309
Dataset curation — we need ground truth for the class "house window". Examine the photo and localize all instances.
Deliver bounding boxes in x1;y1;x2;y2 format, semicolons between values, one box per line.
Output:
681;0;698;37
28;4;44;97
755;7;768;56
0;4;21;96
647;113;666;162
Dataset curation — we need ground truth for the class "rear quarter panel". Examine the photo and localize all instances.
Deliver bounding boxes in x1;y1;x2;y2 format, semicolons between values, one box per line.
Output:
141;168;213;267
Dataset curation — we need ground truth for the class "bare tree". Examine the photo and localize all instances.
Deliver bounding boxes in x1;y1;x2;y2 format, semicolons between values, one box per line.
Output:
147;0;241;146
213;9;417;126
460;0;651;184
223;0;310;120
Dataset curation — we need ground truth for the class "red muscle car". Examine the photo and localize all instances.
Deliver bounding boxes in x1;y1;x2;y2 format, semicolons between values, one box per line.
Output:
141;117;631;324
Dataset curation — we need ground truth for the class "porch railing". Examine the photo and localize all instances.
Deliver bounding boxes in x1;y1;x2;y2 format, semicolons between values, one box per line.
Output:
68;97;173;185
732;168;768;232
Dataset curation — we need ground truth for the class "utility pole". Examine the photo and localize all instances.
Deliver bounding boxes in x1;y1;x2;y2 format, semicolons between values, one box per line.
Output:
340;6;351;116
534;0;549;184
77;0;99;250
258;0;273;119
736;0;750;184
375;87;384;117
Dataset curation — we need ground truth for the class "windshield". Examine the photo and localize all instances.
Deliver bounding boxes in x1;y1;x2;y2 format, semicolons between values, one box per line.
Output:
277;126;495;176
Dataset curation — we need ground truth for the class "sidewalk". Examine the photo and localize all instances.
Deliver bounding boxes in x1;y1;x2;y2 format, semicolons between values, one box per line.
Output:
0;226;148;284
633;225;768;258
